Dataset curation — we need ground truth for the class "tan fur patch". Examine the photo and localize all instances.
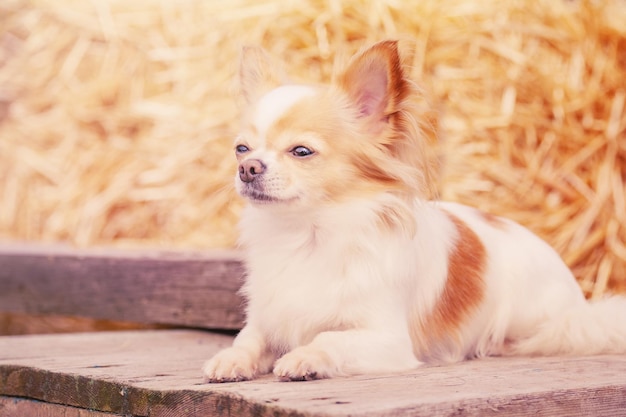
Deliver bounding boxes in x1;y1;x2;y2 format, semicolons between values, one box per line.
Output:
410;212;486;361
375;201;416;236
261;91;411;203
476;209;507;229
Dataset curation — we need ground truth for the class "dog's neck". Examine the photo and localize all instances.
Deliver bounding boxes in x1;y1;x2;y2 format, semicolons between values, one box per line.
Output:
238;192;425;251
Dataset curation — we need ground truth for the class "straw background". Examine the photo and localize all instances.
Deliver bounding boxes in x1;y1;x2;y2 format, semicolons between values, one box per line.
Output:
1;0;625;332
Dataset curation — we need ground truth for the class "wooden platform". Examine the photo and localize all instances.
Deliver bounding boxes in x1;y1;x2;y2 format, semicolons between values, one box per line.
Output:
2;245;626;416
2;329;626;417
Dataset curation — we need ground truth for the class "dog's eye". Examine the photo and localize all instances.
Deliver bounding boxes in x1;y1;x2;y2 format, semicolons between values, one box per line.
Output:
235;144;250;154
290;146;314;158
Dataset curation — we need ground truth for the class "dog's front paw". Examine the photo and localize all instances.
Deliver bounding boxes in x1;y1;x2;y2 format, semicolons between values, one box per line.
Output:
202;347;258;383
273;346;337;382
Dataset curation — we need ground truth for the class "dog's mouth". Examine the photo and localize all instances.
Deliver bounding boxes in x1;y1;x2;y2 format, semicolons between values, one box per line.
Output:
240;187;297;204
242;188;279;202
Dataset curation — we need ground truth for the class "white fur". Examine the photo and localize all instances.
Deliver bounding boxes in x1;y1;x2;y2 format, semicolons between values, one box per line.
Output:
252;85;316;141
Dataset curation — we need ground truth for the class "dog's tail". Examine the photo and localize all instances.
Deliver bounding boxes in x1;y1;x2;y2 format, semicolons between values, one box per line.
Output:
511;295;626;356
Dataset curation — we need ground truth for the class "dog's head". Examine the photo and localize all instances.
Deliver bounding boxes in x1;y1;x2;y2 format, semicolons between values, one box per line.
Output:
234;41;435;208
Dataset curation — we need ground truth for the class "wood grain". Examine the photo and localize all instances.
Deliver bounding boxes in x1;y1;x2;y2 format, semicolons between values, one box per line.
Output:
0;244;245;329
1;330;626;417
0;396;117;417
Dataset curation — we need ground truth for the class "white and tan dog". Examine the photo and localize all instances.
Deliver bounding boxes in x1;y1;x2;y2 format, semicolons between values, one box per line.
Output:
203;40;626;382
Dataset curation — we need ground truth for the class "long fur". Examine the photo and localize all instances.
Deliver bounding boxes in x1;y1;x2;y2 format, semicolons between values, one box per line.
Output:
202;40;626;383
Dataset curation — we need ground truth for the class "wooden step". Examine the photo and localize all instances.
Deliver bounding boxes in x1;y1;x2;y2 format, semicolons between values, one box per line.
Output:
0;244;245;330
1;329;625;416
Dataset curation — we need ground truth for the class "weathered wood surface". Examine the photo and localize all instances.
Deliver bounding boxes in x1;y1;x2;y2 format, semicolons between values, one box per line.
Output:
0;396;115;417
0;244;245;329
1;330;626;417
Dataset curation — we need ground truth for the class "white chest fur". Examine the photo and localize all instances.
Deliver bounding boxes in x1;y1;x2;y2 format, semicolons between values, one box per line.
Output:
237;199;451;354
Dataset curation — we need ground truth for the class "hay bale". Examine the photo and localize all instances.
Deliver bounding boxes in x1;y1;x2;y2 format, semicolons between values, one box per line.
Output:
0;0;624;298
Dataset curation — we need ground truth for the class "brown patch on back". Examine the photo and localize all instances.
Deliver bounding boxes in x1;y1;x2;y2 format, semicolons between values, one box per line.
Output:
410;212;486;361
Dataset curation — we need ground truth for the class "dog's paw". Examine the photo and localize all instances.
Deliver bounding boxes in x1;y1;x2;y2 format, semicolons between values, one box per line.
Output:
202;347;258;383
273;346;337;382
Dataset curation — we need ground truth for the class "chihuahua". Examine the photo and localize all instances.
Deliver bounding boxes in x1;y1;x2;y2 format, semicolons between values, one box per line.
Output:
203;40;626;382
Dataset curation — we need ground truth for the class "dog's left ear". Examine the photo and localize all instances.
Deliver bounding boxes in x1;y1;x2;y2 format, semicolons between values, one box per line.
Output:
239;46;286;105
337;40;409;124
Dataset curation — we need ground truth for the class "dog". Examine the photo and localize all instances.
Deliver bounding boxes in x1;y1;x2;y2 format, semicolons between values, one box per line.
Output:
202;40;626;382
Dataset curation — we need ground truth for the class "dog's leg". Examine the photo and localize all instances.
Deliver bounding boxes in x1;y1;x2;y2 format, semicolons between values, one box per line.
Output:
273;329;420;381
202;325;275;382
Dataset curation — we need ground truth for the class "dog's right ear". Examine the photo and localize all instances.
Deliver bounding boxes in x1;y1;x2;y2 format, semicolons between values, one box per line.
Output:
239;46;285;105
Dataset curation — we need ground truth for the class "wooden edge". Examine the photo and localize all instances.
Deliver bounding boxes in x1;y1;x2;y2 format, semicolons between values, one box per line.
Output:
0;365;300;417
0;241;241;260
0;365;276;417
0;396;119;417
0;244;246;330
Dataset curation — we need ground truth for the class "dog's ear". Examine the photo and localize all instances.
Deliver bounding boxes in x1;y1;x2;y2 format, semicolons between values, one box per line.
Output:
239;46;285;105
337;40;409;123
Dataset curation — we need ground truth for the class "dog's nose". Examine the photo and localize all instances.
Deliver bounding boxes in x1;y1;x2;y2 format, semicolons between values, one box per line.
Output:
239;159;266;183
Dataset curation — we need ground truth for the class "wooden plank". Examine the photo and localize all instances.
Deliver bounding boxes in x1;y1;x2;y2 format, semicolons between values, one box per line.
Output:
0;244;245;329
0;396;119;417
1;330;625;417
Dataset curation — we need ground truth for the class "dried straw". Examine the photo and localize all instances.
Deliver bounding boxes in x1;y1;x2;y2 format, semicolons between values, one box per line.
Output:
1;0;625;298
